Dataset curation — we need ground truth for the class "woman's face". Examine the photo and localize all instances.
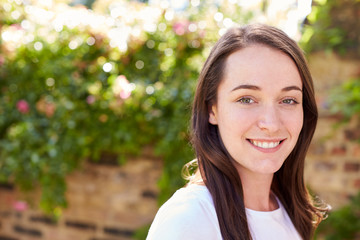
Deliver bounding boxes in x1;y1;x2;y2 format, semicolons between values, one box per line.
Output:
209;44;303;176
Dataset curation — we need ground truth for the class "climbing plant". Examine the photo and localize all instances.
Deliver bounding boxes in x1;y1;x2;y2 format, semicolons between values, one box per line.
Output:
0;0;253;214
300;0;360;57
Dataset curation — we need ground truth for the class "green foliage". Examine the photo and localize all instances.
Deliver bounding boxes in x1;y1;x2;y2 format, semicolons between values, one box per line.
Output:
329;78;360;121
300;0;360;142
133;224;151;240
0;0;253;214
303;1;360;237
315;191;360;240
300;0;360;56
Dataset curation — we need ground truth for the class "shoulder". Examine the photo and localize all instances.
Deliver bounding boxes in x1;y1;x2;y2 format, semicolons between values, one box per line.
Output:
147;184;222;240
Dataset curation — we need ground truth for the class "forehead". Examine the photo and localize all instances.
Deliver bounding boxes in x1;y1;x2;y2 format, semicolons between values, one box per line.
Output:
221;44;302;90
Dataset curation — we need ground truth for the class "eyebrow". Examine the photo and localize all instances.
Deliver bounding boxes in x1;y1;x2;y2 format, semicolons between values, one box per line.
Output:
231;84;302;92
281;86;303;92
231;84;260;92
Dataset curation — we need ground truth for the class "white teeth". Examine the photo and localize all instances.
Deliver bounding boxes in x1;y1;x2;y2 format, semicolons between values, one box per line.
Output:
250;140;280;149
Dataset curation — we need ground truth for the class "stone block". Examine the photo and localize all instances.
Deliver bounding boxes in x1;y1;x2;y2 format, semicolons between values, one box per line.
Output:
344;162;360;172
0;235;18;240
309;52;360;89
12;224;42;238
354;179;360;189
344;128;360;141
331;145;347;156
0;157;162;240
314;161;337;172
353;144;360;157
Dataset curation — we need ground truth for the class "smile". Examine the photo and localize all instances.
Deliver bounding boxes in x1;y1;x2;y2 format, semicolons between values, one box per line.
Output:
247;139;285;149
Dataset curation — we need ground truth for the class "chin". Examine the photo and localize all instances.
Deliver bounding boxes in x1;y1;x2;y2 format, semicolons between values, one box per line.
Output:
252;159;285;175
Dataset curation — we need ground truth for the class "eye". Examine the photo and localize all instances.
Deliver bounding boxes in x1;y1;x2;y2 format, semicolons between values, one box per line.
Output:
282;98;299;105
237;97;255;104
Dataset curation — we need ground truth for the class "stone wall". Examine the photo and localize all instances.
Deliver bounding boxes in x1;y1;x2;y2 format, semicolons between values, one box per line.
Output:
0;156;163;240
305;51;360;209
0;52;359;239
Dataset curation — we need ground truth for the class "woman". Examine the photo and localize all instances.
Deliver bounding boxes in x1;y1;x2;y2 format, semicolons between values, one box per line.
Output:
147;24;327;240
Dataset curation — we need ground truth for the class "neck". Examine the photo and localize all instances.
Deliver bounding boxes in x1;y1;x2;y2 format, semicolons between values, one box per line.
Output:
192;167;279;211
238;169;278;211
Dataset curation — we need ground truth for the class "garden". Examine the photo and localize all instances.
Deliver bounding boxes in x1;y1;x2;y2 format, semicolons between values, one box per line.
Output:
0;0;359;239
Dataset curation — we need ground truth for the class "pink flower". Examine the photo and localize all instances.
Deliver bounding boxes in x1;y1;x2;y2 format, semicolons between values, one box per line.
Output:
99;114;108;123
16;100;30;114
86;95;96;105
10;24;22;30
36;97;56;117
173;22;187;35
120;90;131;99
45;102;56;117
13;200;28;212
112;75;133;100
0;55;5;66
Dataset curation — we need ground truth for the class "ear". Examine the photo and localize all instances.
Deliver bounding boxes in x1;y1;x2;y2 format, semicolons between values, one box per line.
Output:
208;104;218;125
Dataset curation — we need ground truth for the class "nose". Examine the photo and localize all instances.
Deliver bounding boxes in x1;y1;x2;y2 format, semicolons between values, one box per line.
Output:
257;105;281;133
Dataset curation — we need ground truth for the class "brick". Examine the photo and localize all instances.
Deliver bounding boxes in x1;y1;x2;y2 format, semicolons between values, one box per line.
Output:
13;225;42;238
0;183;15;191
0;235;18;240
0;212;11;218
309;143;326;155
331;145;347;155
103;226;135;237
314;162;336;171
354;179;360;189
29;215;57;226
344;162;360;172
141;190;158;199
65;220;96;231
353;144;360;157
344;129;360;141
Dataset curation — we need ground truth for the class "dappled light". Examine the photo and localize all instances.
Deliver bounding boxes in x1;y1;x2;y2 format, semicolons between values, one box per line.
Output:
0;0;359;239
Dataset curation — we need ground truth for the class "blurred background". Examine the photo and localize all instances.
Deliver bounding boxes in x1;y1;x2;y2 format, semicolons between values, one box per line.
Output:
0;0;359;239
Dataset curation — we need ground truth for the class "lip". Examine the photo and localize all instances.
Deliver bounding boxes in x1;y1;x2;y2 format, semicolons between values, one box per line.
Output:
246;138;286;153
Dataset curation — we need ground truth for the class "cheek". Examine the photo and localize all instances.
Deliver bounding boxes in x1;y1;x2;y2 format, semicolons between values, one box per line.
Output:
218;104;244;123
217;107;257;137
286;110;303;138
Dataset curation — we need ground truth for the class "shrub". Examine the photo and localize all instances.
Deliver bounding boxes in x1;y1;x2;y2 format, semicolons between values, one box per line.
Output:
0;0;252;213
315;191;360;240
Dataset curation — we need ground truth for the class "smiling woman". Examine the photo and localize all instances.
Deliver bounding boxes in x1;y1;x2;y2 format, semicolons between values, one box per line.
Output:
147;24;329;240
209;45;304;177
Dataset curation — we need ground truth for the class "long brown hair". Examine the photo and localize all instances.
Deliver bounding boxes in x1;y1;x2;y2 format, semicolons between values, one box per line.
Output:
191;24;326;240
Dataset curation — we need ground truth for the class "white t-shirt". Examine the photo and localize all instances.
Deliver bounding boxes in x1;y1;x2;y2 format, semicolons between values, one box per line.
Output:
147;184;302;240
